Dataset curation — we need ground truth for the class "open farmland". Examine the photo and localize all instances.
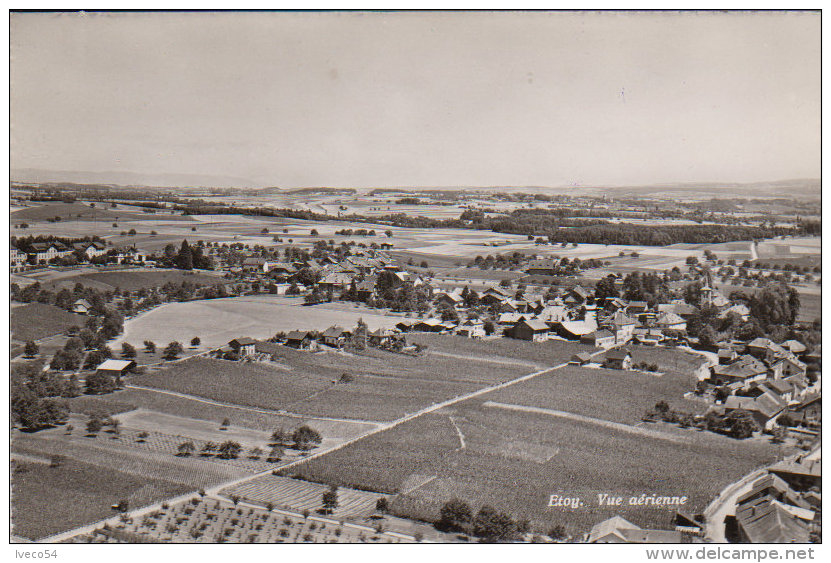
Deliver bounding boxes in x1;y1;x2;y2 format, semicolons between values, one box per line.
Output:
10;302;86;341
11;455;190;541
132;347;532;421
112;295;401;352
44;269;229;293
284;396;780;534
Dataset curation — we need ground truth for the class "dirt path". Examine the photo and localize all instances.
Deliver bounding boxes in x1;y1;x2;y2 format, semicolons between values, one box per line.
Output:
482;401;688;444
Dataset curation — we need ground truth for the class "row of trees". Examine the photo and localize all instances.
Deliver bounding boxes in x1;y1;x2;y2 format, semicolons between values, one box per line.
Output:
437;498;529;542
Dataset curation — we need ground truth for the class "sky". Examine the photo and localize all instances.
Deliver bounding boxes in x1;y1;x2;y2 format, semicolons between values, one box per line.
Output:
10;11;821;188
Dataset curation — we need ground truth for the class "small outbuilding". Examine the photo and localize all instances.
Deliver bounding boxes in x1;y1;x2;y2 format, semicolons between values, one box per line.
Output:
95;359;136;380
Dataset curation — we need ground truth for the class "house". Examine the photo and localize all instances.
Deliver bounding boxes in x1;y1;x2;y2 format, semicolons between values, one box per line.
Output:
767;458;822;490
285;331;315;349
746;338;788;363
536;305;570;323
566;285;589;304
603;350;633;371
509;319;550;342
603;297;627;312
723;392;786;430
29;242;68;263
72;299;92;315
497;312;528;325
72;241;107;259
228;337;258;357
435;291;463;308
609;311;636;344
321;326;350;348
580;329;616;349
550;320;597;340
10;246;27;270
656;302;699;319
717;348;738;365
318;272;353;291
781;340;807;356
395;320;415;332
368;328;396;347
570;352;593;366
734;496;811;544
525;259;558;276
95;359;136;380
626;300;648;315
267;263;297;278
632;328;664;346
783;394;821;427
480;287;511;305
709;355;768;387
413;318;445;332
455;321;485;339
719;303;750;322
656;312;687;332
241;257;270;274
354;278;377;302
587;516;681;544
771;355;807;378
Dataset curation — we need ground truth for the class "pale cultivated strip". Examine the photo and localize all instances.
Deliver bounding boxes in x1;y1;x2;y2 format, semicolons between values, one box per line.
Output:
482;401;687;444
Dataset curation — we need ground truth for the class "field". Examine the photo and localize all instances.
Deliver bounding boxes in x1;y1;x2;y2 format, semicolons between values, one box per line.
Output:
112;295;402;353
67;497;418;544
66;387;377;441
284;395;779;534
11;456;190;541
10;302;86;342
42;269;229;293
132;347;532;421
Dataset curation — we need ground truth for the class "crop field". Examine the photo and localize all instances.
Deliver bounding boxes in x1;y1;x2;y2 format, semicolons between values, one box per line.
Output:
10;302;86;341
405;334;599;368
285;397;780;534
52;269;229;292
482;364;702;425
222;475;386;519
66;388;377;441
68;497;416;544
11;455;190;541
11;202;124;222
113;295;401;352
134;347;531;421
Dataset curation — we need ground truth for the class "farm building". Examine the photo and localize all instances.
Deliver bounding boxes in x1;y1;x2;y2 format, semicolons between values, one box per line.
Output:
656;312;686;331
550;320;597;340
72;299;92;314
580;329;616;348
412;318;445;332
285;331;315;349
368;328;397;347
723;393;786;430
321;326;350;348
709;355;768;388
228;337;258;357
95;359;136;379
509;319;550;342
603;350;632;370
570;352;593;366
587;516;681;544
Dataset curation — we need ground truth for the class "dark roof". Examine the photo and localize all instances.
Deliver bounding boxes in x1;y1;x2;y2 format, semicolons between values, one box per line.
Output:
229;337;257;346
605;350;631;361
321;326;346;338
286;330;310;341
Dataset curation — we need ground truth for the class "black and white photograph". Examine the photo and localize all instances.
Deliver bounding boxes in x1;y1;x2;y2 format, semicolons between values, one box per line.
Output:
7;8;822;552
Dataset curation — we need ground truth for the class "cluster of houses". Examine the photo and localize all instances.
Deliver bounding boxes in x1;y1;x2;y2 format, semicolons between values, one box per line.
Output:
11;240;148;270
729;447;821;543
705;337;819;433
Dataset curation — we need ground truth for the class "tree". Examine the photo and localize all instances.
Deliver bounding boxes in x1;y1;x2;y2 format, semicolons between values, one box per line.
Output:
176;240;194;270
594;275;619;302
438;498;472;532
86;415;103;436
266;446;284;462
749;283;800;330
483;320;496;335
270;428;287;445
200;442;217;456
322;485;339;514
216;440;242;459
23;340;39;358
163;341;184;360
655;400;670;415
11;389;69;431
473;505;519;542
144;340;156;353
292;425;322;450
375;497;389;513
725;409;760;439
177;441;196;456
191;336;201;347
85;372;118;395
121;342;137;358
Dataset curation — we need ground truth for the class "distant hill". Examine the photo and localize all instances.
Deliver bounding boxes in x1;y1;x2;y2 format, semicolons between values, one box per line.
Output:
11;168;258;189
